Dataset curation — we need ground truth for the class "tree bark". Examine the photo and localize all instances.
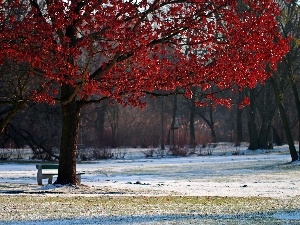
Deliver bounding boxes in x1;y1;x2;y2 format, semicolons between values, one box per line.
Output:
208;106;217;143
109;105;119;148
55;84;82;185
258;83;276;149
197;105;216;143
161;96;165;150
246;90;260;150
189;102;196;147
270;76;298;161
288;72;300;156
170;94;178;149
96;103;107;147
258;119;271;149
189;87;196;148
236;107;243;145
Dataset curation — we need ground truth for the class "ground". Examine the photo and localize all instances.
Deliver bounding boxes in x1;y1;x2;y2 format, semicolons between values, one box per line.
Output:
0;144;300;224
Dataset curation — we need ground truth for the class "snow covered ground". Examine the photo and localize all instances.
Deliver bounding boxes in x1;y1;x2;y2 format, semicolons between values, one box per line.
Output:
0;145;299;198
0;144;300;224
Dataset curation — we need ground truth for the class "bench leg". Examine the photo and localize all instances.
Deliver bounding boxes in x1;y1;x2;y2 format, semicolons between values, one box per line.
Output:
76;174;81;184
37;166;43;185
48;176;53;184
37;176;43;185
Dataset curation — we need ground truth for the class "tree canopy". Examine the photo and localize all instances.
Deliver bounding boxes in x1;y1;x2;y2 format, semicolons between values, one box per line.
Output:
0;0;289;106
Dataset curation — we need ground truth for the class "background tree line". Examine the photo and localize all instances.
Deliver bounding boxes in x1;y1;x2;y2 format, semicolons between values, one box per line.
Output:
0;87;297;151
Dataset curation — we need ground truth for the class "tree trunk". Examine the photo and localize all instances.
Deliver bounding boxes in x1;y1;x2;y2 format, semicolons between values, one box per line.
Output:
208;106;216;143
197;104;216;143
189;102;196;147
288;72;300;156
236;107;243;146
110;106;119;148
258;119;271;149
107;104;119;148
258;83;276;149
96;103;107;147
55;84;82;185
247;90;260;150
160;96;165;150
170;94;178;149
270;76;298;161
189;88;196;148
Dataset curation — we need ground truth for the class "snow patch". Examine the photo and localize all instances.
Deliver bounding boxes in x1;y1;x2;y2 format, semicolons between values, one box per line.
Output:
272;211;300;220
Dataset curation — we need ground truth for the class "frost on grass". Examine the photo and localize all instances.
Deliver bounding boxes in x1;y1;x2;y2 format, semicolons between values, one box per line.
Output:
0;196;300;224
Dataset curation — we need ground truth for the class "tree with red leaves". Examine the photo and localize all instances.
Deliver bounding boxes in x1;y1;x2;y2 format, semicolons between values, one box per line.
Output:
0;0;290;184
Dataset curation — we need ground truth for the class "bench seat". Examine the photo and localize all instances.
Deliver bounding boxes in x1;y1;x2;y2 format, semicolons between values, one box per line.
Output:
36;164;84;185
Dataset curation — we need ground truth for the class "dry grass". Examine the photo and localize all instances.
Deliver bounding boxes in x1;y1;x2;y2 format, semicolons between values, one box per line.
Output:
1;194;300;223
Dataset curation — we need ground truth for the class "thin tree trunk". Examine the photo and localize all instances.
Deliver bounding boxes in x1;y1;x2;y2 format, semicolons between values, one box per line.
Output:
197;105;216;143
209;106;216;143
161;96;165;150
96;103;107;147
270;76;298;161
170;94;178;149
236;107;243;146
189;87;196;148
110;106;119;148
236;92;244;146
0;102;26;134
288;72;300;156
258;107;274;149
258;120;271;149
189;102;196;147
258;83;276;149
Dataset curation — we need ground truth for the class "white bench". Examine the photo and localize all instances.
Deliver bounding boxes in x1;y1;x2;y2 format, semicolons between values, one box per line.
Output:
36;164;84;185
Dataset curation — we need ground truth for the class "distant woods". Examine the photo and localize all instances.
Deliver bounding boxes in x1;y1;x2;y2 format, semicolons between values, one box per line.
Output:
0;88;298;151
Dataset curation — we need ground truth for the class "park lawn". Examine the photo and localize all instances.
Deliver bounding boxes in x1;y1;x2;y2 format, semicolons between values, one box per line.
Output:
0;195;300;224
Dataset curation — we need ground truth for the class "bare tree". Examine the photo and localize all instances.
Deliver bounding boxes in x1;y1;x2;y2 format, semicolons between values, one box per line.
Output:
277;0;300;156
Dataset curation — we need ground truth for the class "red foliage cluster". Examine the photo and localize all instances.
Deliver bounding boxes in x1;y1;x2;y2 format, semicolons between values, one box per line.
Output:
0;0;289;106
